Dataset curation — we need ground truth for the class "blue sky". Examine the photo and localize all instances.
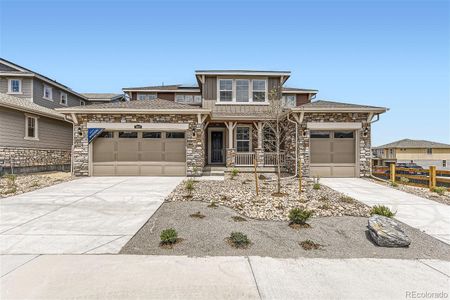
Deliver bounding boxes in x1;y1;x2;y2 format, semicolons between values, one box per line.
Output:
1;0;449;146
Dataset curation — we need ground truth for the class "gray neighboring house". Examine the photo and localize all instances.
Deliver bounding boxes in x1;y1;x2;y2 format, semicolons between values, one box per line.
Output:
81;93;125;104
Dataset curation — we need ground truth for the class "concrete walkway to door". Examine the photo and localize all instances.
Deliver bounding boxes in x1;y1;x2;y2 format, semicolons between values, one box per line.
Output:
0;176;183;254
321;178;450;245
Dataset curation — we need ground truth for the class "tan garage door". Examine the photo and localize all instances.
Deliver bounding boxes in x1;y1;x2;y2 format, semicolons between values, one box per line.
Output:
92;131;186;176
310;130;357;177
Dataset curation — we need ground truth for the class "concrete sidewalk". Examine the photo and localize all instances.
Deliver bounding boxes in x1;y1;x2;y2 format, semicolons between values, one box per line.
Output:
1;255;449;299
321;178;450;244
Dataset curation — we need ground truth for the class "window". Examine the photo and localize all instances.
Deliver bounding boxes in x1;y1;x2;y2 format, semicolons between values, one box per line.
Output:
334;131;354;138
118;131;138;138
176;94;202;104
310;131;330;138
143;132;161;139
98;131;113;138
444;160;447;168
43;85;53;100
60;92;68;105
219;79;233;102
24;115;38;139
427;148;433;154
252;80;266;102
282;95;296;107
8;79;22;94
80;100;86;106
166;132;185;139
263;127;276;152
236;79;249;102
236;126;250;152
194;95;202;103
137;93;157;101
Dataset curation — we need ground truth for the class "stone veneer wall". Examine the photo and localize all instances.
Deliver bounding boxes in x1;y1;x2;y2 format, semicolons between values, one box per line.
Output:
72;114;205;176
0;146;71;175
284;112;371;177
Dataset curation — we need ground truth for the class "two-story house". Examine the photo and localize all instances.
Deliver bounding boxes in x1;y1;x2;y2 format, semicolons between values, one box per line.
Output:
58;70;387;178
373;139;450;170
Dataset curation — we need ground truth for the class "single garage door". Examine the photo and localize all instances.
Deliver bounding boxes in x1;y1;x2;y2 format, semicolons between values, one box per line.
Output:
92;131;186;176
310;130;357;177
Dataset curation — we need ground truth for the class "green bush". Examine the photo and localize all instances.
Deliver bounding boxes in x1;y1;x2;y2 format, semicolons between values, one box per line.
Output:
288;208;313;224
399;177;409;184
313;183;321;190
390;182;398;187
230;168;239;179
185;179;194;196
370;205;396;218
3;174;17;186
431;186;447;196
160;228;178;244
229;232;251;248
340;195;354;204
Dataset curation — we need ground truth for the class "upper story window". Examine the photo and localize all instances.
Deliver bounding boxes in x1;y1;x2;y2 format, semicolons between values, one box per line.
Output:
8;79;22;94
282;95;296;107
60;92;68;106
175;94;201;104
80;100;86;106
427;148;433;154
43;85;53;100
218;78;267;103
24;115;38;140
137;93;157;101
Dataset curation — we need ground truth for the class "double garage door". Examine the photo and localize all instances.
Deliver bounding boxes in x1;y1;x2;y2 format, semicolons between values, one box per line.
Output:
92;131;186;176
310;130;357;178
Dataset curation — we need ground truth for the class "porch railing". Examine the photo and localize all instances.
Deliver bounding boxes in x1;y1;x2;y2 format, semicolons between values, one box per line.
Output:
235;152;255;166
264;152;285;166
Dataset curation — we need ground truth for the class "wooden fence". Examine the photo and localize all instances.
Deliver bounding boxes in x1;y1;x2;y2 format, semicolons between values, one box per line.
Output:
372;165;450;190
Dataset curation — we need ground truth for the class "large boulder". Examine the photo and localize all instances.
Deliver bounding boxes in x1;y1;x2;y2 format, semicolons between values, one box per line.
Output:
368;215;411;247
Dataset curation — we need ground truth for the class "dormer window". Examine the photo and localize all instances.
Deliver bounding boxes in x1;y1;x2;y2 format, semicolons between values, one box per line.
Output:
43;85;53;100
8;79;22;94
218;78;267;103
60;92;68;105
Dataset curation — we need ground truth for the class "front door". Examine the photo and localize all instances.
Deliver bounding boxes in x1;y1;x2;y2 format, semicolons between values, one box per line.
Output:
211;131;224;163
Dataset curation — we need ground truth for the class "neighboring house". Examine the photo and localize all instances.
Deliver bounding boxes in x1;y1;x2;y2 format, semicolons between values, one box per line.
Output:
58;70;387;178
81;93;125;104
373;139;450;170
0;93;72;175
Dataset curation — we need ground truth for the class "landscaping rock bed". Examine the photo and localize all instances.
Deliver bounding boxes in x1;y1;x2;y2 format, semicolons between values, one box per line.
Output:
0;172;73;198
166;174;371;221
120;201;450;259
366;178;450;205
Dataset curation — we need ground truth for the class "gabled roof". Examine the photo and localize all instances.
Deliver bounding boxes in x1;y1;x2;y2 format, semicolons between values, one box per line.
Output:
0;58;88;100
81;93;124;101
195;70;291;76
374;139;450;149
122;84;200;92
292;100;388;113
0;93;68;121
56;98;210;114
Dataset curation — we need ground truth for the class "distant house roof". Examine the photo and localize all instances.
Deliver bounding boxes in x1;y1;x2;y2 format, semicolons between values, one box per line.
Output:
0;93;68;121
0;58;88;101
292;100;388;113
282;87;318;94
195;70;291;76
122;84;200;93
374;139;450;149
81;93;124;101
56;98;210;114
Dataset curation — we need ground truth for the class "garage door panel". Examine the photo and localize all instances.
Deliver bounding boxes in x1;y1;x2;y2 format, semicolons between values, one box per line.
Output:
116;164;140;176
310;166;332;177
92;164;115;176
140;165;164;176
163;164;186;176
333;166;356;177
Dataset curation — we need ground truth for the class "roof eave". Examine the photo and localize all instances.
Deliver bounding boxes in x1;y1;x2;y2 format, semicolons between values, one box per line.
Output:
122;89;201;93
0;102;69;122
55;108;211;114
290;107;388;113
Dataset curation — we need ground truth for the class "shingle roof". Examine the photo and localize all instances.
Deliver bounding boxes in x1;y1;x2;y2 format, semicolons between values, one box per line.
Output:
81;93;122;100
293;100;388;112
122;84;200;91
0;93;67;121
375;139;450;149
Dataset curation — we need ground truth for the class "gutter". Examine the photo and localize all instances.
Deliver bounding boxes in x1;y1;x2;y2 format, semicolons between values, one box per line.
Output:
55;108;211;114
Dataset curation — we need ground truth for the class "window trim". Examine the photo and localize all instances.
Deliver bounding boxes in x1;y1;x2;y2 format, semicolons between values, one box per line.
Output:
43;85;53;101
8;78;22;94
24;114;39;140
282;94;296;107
80;100;86;106
234;125;252;152
137;93;157;101
216;77;268;104
60;92;68;106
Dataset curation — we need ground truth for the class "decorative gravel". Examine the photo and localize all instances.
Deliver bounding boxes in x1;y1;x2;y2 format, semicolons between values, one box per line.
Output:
0;172;73;198
120;201;450;259
166;173;371;221
366;178;450;206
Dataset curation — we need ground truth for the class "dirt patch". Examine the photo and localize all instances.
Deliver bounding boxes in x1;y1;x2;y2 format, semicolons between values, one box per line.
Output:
300;240;321;250
289;223;311;230
232;216;247;222
189;211;206;219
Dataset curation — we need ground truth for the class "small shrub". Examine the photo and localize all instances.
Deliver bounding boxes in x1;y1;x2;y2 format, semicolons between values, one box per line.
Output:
189;211;205;219
185;179;195;196
232;216;247;222
390;182;398;187
340;195;354;204
313;183;321;190
3;187;17;195
160;228;178;245
30;181;40;188
400;177;409;184
207;200;218;208
431;186;447;196
3;174;17;187
370;205;396;218
299;239;321;250
319;195;328;202
228;232;251;248
230;168;239;179
288;208;313;225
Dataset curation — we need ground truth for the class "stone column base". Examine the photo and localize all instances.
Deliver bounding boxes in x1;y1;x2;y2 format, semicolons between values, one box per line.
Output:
255;148;264;167
226;148;236;167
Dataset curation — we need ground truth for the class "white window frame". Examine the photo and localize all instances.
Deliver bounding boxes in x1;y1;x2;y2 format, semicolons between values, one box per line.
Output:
60;92;68;106
8;78;22;94
24;114;39;140
235;125;252;153
282;94;296;107
80;100;86;106
236;79;250;102
216;78;268;104
252;79;267;103
43;85;53;101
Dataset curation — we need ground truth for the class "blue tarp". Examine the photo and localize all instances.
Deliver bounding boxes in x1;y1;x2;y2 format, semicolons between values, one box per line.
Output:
88;128;104;143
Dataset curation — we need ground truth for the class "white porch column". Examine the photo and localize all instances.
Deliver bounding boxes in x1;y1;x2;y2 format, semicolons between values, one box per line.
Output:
225;121;237;148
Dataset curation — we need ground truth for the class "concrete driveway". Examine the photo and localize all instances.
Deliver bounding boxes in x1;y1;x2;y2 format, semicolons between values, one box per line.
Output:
0;177;183;254
321;178;450;244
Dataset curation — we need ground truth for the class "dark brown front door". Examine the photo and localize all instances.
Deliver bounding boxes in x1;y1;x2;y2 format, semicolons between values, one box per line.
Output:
211;131;224;163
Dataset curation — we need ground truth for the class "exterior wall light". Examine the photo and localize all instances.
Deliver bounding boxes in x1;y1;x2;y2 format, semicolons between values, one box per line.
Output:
77;127;83;137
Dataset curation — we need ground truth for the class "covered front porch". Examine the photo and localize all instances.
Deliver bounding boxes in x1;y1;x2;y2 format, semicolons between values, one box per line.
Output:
204;121;286;169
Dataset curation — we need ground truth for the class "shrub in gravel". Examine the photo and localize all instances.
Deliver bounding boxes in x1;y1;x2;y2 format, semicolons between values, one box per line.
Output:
313;183;321;190
340;196;355;204
400;177;410;184
299;240;321;250
207;200;218;208
185;179;195;197
370;205;396;218
288;208;313;225
431;186;447;196
3;187;17;195
230;168;239;179
160;228;178;245
391;182;398;187
228;232;251;248
3;174;17;187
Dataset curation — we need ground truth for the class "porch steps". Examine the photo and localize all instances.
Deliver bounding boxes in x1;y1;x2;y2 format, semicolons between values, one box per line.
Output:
202;166;226;176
